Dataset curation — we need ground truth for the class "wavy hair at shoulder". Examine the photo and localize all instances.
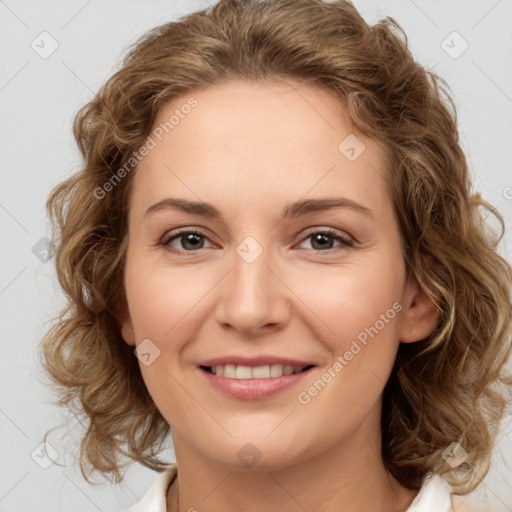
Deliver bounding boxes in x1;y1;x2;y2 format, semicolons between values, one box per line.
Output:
40;0;512;491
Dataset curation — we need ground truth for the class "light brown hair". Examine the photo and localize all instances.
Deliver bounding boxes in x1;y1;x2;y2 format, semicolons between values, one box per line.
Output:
40;0;512;493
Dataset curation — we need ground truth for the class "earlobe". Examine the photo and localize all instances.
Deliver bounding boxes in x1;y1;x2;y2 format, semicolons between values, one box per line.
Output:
121;321;136;346
118;300;136;346
399;274;440;344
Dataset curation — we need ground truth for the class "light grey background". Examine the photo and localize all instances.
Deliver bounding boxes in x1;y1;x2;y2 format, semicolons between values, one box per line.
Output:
0;0;511;510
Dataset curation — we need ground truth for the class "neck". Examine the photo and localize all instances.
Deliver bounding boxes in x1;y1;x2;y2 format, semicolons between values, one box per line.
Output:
166;408;418;512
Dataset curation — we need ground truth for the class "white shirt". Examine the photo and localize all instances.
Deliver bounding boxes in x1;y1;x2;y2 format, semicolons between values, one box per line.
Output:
126;464;455;512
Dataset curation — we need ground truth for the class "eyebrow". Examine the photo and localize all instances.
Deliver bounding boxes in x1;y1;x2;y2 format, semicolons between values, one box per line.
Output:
144;196;374;220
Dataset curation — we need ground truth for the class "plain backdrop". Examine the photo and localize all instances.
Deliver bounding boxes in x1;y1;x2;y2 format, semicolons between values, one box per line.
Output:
1;0;511;510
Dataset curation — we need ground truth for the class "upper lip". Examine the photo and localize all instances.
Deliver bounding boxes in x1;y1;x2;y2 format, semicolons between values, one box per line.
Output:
200;355;316;367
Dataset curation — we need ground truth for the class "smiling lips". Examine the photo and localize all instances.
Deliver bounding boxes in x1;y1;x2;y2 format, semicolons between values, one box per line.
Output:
199;356;316;400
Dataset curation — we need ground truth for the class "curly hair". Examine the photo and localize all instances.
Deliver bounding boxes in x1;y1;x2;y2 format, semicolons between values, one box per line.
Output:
40;0;512;492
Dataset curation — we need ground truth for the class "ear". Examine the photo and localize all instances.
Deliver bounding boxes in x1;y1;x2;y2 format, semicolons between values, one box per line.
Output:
399;272;440;344
118;299;136;346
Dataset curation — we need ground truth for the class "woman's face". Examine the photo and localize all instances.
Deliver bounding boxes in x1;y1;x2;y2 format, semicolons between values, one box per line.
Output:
120;79;438;469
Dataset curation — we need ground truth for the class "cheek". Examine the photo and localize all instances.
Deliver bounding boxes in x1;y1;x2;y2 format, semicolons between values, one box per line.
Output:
124;257;214;341
290;260;403;352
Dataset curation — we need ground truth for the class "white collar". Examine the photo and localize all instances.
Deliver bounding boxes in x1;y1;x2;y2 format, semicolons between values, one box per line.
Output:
127;464;453;512
127;464;177;512
405;473;454;512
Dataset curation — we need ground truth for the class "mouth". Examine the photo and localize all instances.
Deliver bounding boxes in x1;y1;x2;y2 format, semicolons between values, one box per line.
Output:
198;359;316;400
199;363;315;379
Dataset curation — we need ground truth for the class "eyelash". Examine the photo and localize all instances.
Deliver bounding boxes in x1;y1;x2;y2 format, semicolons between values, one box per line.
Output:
160;227;354;254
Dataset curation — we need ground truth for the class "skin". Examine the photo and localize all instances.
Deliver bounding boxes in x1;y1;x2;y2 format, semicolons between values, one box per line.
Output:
120;79;440;512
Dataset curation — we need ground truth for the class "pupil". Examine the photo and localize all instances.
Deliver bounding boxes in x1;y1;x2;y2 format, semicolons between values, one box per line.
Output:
183;233;203;250
312;233;332;250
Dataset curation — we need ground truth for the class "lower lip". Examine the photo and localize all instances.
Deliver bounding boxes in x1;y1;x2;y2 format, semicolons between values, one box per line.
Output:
199;367;313;400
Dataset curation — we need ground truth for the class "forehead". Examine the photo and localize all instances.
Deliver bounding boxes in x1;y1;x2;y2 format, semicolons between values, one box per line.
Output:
130;79;391;219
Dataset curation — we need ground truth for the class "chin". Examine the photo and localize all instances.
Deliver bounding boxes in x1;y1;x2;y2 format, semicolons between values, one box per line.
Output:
196;430;316;472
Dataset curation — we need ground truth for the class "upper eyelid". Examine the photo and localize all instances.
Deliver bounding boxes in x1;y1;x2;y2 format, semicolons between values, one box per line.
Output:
301;226;352;240
162;227;213;241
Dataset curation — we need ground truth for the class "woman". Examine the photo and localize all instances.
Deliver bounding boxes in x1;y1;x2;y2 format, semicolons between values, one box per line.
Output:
41;1;512;510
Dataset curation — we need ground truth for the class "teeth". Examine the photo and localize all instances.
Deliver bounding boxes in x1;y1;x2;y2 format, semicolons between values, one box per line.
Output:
283;365;294;375
270;364;283;377
252;365;270;378
235;365;253;379
224;364;236;378
209;364;305;379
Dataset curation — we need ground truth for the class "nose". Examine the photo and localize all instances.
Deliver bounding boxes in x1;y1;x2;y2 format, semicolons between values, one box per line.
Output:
214;241;291;336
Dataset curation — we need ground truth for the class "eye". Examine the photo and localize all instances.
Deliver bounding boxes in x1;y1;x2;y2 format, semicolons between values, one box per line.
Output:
297;228;353;252
161;229;215;252
161;227;354;254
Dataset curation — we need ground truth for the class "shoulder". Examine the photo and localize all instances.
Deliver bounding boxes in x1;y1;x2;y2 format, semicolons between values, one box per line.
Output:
124;463;177;512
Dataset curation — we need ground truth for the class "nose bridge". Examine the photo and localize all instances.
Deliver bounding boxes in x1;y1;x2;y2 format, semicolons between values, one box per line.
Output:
215;234;288;333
